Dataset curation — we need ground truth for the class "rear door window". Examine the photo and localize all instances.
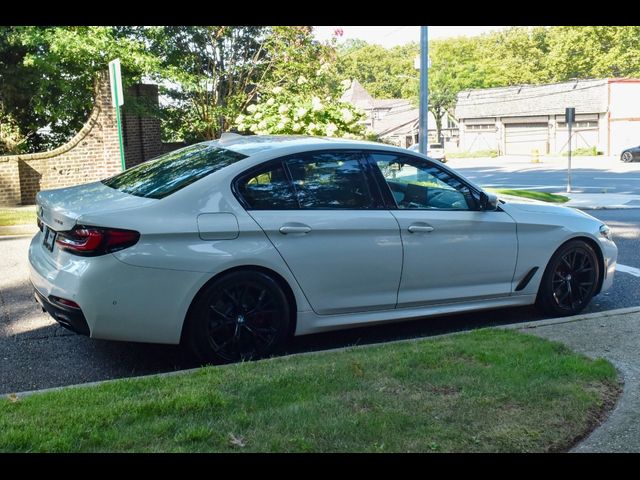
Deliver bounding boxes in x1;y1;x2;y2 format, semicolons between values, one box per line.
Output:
284;151;376;209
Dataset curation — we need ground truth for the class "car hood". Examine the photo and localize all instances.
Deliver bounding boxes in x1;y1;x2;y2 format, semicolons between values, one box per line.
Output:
498;194;598;223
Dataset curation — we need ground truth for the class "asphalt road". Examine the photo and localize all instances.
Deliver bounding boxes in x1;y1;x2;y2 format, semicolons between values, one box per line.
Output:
450;160;640;195
1;208;639;395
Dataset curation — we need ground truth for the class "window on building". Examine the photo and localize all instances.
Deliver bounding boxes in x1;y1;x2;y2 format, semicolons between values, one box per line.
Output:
466;124;497;131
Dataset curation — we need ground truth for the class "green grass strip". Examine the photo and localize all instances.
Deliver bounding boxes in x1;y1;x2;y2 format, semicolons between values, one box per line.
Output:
0;206;36;226
490;189;570;203
0;329;619;453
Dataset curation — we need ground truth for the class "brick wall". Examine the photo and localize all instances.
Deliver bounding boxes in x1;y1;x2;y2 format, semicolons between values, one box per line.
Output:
0;159;20;205
0;71;122;206
0;72;186;206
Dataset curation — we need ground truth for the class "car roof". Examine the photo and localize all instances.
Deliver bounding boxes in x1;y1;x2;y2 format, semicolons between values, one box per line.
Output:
204;134;402;156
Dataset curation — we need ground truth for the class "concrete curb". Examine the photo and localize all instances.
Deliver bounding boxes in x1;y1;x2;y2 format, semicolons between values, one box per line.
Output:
6;305;640;401
499;306;640;331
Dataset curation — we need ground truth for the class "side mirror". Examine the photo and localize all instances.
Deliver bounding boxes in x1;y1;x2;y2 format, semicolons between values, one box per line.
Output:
479;191;499;211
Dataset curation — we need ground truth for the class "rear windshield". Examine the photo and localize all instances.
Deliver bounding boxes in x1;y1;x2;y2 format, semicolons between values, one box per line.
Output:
102;144;247;199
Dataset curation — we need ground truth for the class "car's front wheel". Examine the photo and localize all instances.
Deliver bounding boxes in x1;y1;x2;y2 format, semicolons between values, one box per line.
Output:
184;270;291;364
621;151;634;162
536;240;600;317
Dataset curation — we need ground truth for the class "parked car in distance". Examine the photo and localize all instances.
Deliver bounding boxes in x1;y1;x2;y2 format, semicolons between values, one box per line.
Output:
409;142;446;162
30;135;617;364
621;145;640;162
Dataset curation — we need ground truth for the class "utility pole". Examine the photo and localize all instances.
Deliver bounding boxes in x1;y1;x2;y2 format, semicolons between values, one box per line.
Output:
566;107;575;193
419;26;429;155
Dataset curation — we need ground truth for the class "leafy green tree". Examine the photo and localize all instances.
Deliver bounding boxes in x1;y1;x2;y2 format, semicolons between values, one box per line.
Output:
337;42;419;99
545;26;640;80
0;26;157;153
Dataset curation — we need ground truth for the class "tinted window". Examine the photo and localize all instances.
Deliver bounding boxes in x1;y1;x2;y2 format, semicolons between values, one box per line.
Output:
373;153;472;210
285;152;375;209
102;144;247;199
238;164;298;209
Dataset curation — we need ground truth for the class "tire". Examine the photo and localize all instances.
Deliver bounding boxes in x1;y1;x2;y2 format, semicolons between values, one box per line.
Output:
536;240;600;317
184;270;291;364
621;151;633;163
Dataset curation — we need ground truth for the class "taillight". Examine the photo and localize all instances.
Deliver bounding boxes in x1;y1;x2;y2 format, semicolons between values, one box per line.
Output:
55;226;140;256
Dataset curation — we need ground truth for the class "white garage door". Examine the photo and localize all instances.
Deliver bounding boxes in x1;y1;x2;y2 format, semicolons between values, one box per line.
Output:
610;121;640;156
505;123;549;155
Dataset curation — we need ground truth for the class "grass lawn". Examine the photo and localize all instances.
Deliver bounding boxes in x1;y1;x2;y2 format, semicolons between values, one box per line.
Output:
489;189;570;204
447;150;499;159
0;329;619;453
0;206;36;226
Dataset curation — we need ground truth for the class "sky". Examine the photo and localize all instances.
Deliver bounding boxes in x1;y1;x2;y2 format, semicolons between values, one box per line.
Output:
313;26;511;48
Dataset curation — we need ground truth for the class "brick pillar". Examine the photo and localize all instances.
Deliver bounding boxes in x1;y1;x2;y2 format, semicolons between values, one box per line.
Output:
123;83;163;168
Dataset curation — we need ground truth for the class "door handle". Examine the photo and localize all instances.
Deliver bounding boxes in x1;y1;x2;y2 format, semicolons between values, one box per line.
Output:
279;224;312;235
408;224;434;233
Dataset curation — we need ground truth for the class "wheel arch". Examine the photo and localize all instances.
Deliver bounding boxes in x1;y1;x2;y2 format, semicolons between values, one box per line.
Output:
538;235;606;299
180;265;298;344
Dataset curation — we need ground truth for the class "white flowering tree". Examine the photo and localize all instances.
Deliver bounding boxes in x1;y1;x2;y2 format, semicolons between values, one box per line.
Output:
234;79;370;139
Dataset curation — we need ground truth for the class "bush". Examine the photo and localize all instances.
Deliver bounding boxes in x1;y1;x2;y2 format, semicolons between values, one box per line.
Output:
234;85;370;139
562;146;600;156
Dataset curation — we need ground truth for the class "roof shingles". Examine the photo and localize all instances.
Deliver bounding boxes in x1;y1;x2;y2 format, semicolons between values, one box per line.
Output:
455;79;609;119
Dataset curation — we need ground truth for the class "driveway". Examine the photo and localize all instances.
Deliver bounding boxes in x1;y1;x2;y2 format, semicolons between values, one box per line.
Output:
0;235;197;395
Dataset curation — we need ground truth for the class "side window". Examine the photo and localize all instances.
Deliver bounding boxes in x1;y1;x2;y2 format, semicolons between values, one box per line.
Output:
372;153;473;210
237;163;298;209
285;152;376;209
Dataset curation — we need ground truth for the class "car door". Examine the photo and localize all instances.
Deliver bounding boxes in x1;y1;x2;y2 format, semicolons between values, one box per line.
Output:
235;150;403;315
369;151;518;307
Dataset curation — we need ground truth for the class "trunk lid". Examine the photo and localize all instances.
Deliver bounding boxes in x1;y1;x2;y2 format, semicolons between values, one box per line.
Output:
36;181;156;231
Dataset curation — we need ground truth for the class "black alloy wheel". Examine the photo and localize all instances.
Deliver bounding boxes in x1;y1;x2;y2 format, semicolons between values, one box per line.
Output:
536;240;600;317
185;271;291;364
622;151;634;163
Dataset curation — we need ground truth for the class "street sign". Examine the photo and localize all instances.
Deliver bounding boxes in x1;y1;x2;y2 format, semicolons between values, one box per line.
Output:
108;59;126;170
413;55;432;70
565;107;575;125
108;59;124;107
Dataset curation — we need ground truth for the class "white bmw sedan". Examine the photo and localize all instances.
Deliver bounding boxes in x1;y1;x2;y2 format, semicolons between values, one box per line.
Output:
29;135;617;363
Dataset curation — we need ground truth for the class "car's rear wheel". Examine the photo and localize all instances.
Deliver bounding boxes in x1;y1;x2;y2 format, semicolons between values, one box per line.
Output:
622;151;634;162
536;240;600;317
185;270;291;364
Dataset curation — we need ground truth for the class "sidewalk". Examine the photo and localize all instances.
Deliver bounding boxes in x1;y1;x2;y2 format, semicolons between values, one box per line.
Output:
503;306;640;453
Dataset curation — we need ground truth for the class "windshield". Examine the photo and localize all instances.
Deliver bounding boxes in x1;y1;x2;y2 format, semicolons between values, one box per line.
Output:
102;143;247;199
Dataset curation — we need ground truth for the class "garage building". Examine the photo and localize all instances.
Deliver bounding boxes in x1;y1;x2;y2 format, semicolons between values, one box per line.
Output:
455;78;640;156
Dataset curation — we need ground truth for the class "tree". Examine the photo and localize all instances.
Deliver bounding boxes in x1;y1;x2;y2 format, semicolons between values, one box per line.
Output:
144;26;343;143
336;42;419;99
0;26;157;153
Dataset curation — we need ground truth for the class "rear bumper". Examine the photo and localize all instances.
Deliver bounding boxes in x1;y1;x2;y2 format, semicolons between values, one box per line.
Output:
33;284;90;336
